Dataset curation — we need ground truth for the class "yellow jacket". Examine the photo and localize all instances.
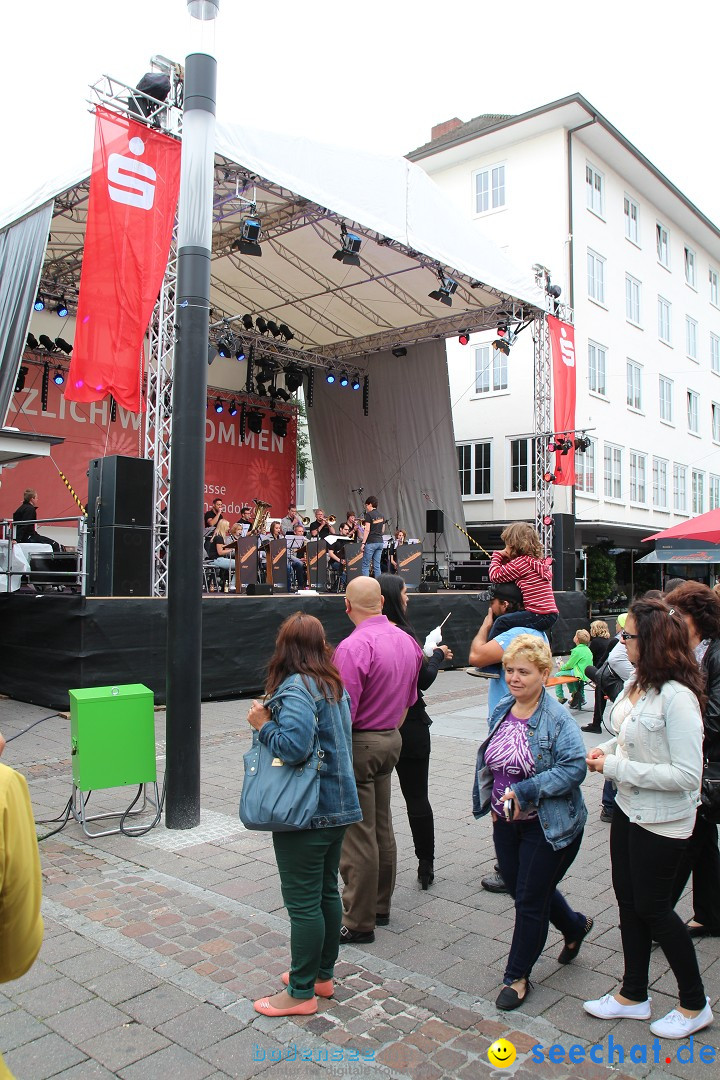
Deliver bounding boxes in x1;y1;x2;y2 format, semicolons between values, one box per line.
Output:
0;763;43;978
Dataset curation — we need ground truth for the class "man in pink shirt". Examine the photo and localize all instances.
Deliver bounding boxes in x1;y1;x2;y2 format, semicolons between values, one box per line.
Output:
334;577;423;943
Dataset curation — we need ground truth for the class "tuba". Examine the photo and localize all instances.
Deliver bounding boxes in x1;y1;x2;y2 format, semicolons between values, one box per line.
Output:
250;498;271;535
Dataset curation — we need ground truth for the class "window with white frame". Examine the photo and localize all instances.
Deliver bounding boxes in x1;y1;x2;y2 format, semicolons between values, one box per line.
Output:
626;360;642;410
712;334;720;374
629;450;647;504
658;296;671;343
624;194;639;244
604;444;622;500
457;441;492;496
509;437;535;493
474;163;505;215
692;470;705;515
575;438;596;495
587;249;606;304
656;222;670;267
684;246;696;287
713;402;720;443
474;344;508;394
673;463;688;512
711;267;720;307
653;457;668;510
659;376;673;422
588;340;607;396
686;316;698;361
625;274;641;325
586;163;604;217
687;389;700;433
710;474;720;511
296;472;305;508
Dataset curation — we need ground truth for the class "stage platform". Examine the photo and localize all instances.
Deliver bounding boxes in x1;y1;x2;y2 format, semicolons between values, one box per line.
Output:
0;590;587;709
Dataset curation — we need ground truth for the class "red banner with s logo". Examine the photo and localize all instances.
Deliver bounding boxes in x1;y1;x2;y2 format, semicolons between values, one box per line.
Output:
66;107;181;412
548;315;577;486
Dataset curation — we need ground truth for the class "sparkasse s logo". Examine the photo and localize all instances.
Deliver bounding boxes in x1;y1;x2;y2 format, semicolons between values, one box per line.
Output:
559;325;575;368
107;136;157;209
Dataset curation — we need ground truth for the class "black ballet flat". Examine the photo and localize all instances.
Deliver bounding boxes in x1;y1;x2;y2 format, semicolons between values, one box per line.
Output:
558;915;594;964
496;979;532;1011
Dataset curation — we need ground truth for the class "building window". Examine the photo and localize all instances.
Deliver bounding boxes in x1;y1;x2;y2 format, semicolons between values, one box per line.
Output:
604;444;622;500
713;403;720;443
684;246;696;287
629;450;647;504
509;437;535;493
658;296;671;343
653;457;668;510
625;274;641;325
673;463;688;512
692;470;705;515
587;249;606;304
457;441;492;497
711;267;720;307
586;163;605;217
711;334;720;374
686;316;698;361
588;341;607;396
296;472;305;508
710;474;720;511
659;376;673;423
575;438;596;494
624;194;639;244
474;163;505;214
656;222;670;267
626;360;642;410
687;390;700;433
474;344;507;394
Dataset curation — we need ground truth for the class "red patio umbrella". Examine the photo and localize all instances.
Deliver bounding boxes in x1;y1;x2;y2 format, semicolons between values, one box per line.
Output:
644;509;720;544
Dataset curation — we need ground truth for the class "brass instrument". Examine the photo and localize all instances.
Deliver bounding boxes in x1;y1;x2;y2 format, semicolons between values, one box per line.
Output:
300;515;311;525
328;515;337;525
250;498;271;535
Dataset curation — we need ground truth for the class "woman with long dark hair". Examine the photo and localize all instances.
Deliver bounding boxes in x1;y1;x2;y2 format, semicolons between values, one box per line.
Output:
378;574;452;890
584;597;713;1039
665;581;720;936
245;613;361;1016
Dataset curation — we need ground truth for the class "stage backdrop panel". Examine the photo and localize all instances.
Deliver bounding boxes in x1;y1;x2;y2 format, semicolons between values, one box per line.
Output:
308;341;469;558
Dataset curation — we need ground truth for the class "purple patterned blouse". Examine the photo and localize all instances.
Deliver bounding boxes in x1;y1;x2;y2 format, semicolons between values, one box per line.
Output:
484;710;538;820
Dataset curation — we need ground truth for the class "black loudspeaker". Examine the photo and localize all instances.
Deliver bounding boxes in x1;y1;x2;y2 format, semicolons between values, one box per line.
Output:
551;513;576;592
419;581;439;593
426;509;444;534
246;583;272;595
86;456;154;596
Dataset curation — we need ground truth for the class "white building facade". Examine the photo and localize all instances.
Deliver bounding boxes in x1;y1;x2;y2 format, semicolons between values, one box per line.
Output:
408;96;720;584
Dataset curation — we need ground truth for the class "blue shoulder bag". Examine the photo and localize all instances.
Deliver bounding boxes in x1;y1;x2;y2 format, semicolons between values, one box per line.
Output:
239;708;324;831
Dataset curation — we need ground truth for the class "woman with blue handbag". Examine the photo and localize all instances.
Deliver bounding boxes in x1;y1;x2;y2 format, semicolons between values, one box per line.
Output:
245;612;361;1017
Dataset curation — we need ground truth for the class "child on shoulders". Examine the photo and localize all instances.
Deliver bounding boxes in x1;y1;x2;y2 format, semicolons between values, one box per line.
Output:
488;522;558;641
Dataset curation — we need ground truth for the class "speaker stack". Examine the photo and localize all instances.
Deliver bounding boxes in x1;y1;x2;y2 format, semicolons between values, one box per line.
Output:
86;456;154;596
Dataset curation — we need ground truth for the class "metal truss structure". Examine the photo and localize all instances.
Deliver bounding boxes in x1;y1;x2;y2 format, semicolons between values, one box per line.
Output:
533;311;553;557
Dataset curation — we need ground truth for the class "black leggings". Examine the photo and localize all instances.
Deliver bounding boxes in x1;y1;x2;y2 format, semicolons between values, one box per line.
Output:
394;752;434;863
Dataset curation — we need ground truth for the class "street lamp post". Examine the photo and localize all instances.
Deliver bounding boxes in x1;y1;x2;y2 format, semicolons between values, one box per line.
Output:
165;0;219;829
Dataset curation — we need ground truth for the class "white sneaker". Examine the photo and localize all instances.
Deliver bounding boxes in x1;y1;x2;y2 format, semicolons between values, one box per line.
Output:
583;993;652;1020
650;999;713;1039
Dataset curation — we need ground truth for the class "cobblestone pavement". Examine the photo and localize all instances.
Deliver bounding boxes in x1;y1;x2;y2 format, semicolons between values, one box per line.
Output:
1;672;718;1079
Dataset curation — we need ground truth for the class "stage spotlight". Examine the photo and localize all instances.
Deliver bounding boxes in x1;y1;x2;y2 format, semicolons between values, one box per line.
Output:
326;370;336;384
542;470;556;484
363;375;370;416
53;367;65;386
273;387;291;402
496;319;508;336
255;383;270;398
256;360;275;385
351;374;361;390
271;414;288;438
256;316;268;335
391;346;407;358
547;284;562;299
333;228;362;267
34;295;44;311
214;398;223;414
38;334;57;352
247;409;263;435
492;338;511;356
278;324;294;342
55;337;73;355
232;216;262;257
216;331;236;358
235;344;246;362
547;439;557;453
575;434;591;453
458;330;471;346
228;399;238;416
15;366;28;392
266;320;281;338
284;363;304;392
54;298;69;317
559;438;574;456
242;313;254;331
428;275;458;306
130;72;171;119
339;371;349;387
542;514;554;527
26;333;39;350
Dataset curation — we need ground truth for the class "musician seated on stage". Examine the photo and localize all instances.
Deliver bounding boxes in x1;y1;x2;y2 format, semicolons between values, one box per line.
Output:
279;504;303;535
389;529;407;573
308;508;334;539
286;525;308;590
258;521;284;581
327;522;350;590
206;518;235;586
236;506;253;536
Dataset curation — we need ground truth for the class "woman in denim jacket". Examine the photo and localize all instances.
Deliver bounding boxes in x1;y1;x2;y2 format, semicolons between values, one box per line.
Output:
245;613;361;1018
584;596;713;1041
473;635;590;1011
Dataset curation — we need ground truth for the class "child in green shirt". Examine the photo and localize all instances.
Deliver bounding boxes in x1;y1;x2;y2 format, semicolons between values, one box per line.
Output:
555;629;593;710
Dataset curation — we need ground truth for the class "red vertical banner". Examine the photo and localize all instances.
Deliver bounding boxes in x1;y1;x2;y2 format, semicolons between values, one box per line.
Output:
66;107;181;412
548;315;577;486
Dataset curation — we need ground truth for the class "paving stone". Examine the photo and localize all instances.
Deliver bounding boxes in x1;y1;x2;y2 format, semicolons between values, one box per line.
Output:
77;1024;170;1073
117;1043;217;1079
52;1062;118;1079
55;950;126;984
15;979;94;1019
0;1008;51;1052
3;1032;86;1079
155;1003;244;1052
46;999;130;1042
83;966;161;1005
121;985;200;1026
198;1028;286;1076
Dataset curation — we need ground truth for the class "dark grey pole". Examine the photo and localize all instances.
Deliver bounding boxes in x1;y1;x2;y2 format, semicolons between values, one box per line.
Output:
165;6;218;829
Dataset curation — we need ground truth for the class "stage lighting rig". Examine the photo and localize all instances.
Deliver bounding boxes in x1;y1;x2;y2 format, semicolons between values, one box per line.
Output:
559;438;574;456
339;371;349;387
428;271;458;307
26;333;39;350
267;320;281;338
256;316;268;335
458;330;471;346
15;366;28;392
245;344;255;392
542;514;554;527
492;338;511;356
216;328;237;358
38;334;57;352
273;387;291;403
391;346;407;358
242;313;254;331
279;324;294;342
53;367;65;386
271;414;288;438
129;71;171;120
575;434;591;453
306;368;315;407
55;337;73;355
54;298;69;317
228;400;238;416
247;409;264;435
235;344;246;362
363;375;370;416
284;363;304;393
351;374;361;391
542;470;556;484
33;295;44;311
326;370;336;384
232;215;262;257
214;398;224;414
547;282;562;314
333;223;362;267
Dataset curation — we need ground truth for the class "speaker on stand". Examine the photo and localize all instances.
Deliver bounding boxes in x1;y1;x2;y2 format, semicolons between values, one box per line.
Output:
424;508;446;586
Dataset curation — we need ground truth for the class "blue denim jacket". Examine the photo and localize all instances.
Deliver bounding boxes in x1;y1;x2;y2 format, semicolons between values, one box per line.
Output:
473;689;588;851
259;674;362;829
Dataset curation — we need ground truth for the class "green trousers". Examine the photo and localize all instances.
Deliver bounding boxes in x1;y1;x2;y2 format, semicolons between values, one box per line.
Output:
272;825;347;999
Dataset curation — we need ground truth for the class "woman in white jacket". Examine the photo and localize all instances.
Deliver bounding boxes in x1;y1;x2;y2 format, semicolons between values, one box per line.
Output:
583;596;713;1040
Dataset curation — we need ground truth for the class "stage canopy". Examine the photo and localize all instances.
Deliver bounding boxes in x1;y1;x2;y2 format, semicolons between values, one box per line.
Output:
0;116;545;551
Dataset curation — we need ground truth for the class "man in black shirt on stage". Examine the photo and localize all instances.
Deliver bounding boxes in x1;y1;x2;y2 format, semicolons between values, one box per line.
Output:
360;496;384;577
308;508;333;540
204;498;224;531
13;489;60;551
